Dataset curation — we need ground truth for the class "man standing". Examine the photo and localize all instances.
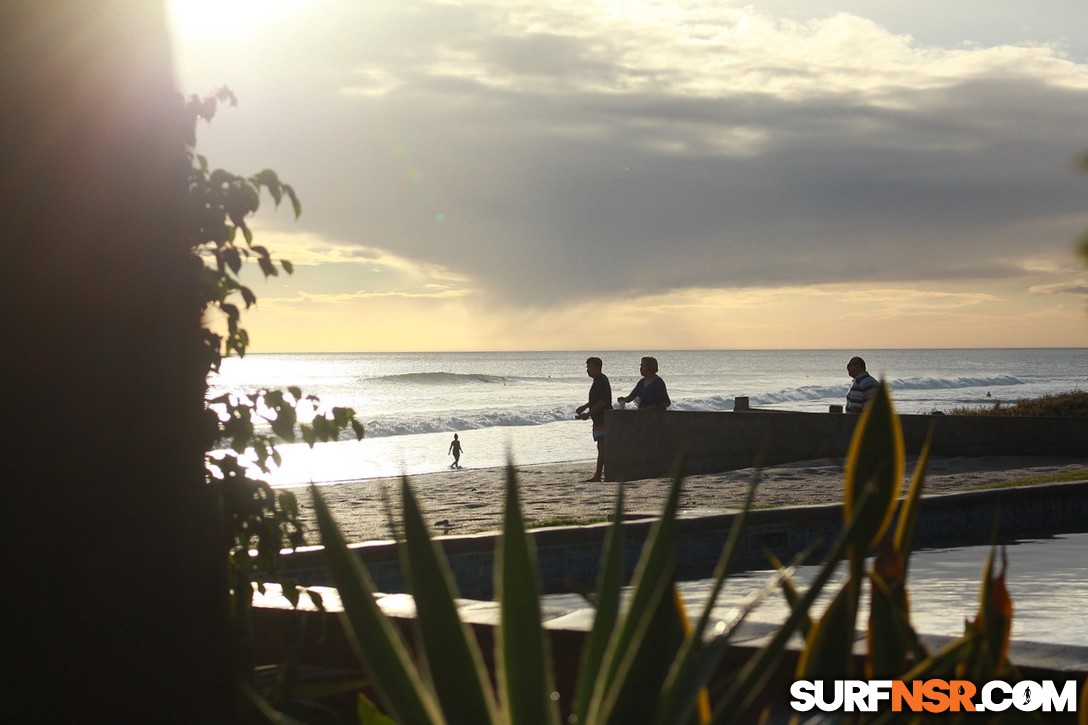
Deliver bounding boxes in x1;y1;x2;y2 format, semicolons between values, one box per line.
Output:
846;356;879;413
576;356;612;482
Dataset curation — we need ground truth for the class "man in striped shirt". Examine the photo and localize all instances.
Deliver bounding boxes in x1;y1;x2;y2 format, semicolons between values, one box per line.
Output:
846;356;878;413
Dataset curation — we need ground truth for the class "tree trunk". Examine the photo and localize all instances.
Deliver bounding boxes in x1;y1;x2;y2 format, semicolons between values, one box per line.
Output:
1;2;232;718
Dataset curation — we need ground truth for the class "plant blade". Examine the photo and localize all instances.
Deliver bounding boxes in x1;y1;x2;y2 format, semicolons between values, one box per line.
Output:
400;477;499;724
843;382;905;554
653;473;762;725
496;463;559;725
310;485;442;725
893;428;933;569
588;454;686;723
572;483;626;725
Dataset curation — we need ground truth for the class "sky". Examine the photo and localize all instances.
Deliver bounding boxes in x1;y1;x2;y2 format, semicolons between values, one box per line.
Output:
166;0;1088;352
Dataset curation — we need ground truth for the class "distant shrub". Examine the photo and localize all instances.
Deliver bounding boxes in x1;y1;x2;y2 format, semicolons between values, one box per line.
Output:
949;390;1088;417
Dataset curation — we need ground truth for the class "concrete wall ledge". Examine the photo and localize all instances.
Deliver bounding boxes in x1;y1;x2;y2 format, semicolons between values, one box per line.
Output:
603;408;1088;481
278;479;1088;601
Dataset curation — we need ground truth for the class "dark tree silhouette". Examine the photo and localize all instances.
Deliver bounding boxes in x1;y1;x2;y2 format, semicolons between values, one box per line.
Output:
1;2;231;718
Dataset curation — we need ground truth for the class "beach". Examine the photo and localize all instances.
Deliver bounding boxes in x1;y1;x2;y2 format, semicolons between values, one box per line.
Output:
287;455;1088;545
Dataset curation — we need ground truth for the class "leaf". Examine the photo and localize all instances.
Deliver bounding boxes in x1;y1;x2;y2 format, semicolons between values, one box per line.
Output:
311;485;442;724
223;247;242;275
866;569;909;678
400;478;499;724
843;381;904;554
973;546;1013;678
795;576;859;681
282;581;301;608
332;406;355;427
258;255;278;278
901;631;978;681
893;428;933;570
766;551;812;639
495;463;559;725
663;556;803;725
712;480;879;720
358;691;399;725
653;474;761;725
589;455;686;723
572;483;625;725
284;183;302;218
270;406;297;442
606;581;691;724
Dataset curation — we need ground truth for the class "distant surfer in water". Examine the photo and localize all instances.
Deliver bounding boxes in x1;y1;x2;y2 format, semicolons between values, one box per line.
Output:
448;434;463;469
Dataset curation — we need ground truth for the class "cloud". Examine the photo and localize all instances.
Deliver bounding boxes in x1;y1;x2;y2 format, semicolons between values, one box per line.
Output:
1030;282;1088;297
176;0;1088;312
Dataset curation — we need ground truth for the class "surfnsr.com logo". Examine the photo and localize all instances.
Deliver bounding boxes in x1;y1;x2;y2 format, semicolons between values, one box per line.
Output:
790;679;1079;714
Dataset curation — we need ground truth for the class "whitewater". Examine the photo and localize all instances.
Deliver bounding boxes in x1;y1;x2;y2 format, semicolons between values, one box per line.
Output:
207;348;1085;486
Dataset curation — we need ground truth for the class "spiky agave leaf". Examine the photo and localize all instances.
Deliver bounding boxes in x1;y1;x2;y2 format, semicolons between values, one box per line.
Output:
843;382;905;556
310;485;443;724
399;477;499;724
586;454;686;724
495;462;560;725
893;430;933;568
712;481;880;722
652;474;762;725
571;484;626;725
970;546;1014;681
795;575;860;681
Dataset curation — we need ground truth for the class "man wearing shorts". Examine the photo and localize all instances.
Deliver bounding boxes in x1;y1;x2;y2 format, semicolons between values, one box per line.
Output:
576;356;612;482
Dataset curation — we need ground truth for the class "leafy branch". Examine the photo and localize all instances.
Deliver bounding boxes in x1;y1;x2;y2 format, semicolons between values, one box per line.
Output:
181;87;364;674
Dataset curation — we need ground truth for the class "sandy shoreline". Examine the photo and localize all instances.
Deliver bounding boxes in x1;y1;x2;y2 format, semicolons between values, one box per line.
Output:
283;455;1088;546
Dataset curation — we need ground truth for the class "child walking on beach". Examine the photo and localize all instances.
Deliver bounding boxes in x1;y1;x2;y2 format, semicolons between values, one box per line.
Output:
448;434;463;469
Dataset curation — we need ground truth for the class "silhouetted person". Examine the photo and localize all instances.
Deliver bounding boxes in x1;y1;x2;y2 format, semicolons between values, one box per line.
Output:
575;356;612;482
846;356;878;413
617;356;671;411
448;433;463;469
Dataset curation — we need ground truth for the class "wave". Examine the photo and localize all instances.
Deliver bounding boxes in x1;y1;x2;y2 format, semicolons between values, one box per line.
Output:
886;374;1022;391
363;405;573;437
207;373;1031;449
680;375;1025;409
369;371;515;385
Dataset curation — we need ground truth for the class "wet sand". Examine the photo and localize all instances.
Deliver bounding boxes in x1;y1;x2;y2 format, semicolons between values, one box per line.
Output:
284;455;1088;545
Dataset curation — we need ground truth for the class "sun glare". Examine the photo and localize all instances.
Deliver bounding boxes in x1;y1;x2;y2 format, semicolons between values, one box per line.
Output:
166;0;304;41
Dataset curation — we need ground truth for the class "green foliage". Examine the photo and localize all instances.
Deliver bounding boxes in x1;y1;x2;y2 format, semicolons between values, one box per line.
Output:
181;88;365;680
312;380;1034;722
948;390;1088;417
184;86;300;366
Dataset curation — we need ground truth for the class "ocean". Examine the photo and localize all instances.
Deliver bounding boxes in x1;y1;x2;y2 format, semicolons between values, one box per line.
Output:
207;349;1085;486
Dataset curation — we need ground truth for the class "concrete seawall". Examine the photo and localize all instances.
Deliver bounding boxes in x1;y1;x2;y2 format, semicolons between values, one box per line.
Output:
603;408;1088;481
277;480;1088;600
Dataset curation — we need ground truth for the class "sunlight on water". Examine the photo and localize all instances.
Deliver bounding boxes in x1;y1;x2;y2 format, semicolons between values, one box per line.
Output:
260;420;593;485
209;349;1087;483
675;532;1088;647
